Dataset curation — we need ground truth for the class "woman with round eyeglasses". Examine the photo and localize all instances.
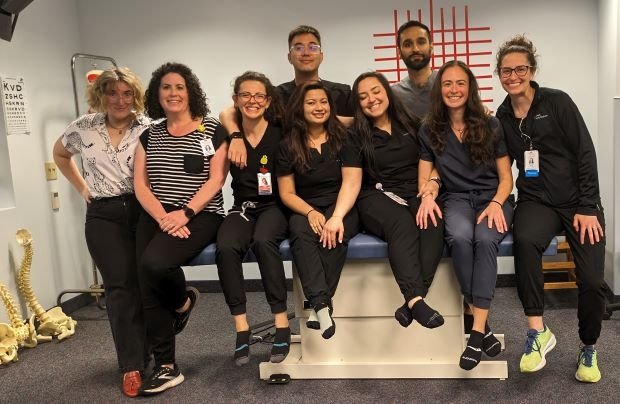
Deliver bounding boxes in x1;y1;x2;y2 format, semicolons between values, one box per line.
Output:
215;71;291;366
495;35;606;383
277;81;359;340
53;67;149;398
417;60;513;370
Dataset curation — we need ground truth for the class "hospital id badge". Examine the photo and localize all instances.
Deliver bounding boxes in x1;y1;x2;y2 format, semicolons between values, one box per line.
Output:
200;138;215;156
524;150;539;177
257;172;272;195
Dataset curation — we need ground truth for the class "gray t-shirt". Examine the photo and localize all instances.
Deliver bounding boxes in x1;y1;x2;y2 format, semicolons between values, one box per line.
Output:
392;70;437;120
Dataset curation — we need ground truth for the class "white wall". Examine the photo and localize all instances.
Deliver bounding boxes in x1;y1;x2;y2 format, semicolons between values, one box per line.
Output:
597;0;618;292
0;0;94;323
0;0;615;314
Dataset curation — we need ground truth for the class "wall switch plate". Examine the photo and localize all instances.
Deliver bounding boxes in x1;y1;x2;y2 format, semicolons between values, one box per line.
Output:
51;191;60;210
45;162;58;180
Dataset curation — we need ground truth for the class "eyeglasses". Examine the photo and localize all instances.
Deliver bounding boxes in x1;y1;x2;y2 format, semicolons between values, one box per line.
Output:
499;65;531;78
236;92;268;103
105;91;134;101
289;44;322;55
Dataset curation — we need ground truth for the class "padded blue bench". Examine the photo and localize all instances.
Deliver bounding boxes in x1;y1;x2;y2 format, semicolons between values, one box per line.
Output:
188;232;558;381
189;232;558;266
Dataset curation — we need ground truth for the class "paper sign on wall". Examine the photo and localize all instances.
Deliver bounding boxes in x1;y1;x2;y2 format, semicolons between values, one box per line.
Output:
1;76;31;135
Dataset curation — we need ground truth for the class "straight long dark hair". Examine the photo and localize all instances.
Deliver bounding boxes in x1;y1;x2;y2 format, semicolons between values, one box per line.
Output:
282;81;347;173
351;71;420;177
426;60;494;166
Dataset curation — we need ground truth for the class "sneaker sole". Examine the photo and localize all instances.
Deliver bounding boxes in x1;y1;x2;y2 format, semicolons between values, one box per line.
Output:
140;373;185;395
575;371;602;383
522;333;557;373
575;350;602;383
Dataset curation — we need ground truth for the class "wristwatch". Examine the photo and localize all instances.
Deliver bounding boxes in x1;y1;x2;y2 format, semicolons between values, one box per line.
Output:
183;206;195;219
227;131;244;142
430;176;442;188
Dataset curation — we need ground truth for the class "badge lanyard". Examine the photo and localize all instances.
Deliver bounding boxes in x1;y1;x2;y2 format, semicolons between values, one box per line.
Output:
257;154;272;195
519;117;539;178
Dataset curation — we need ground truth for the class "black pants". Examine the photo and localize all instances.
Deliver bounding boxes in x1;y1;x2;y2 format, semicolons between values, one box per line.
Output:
357;192;444;301
137;206;222;366
513;200;606;345
85;194;146;373
289;204;359;309
216;203;288;315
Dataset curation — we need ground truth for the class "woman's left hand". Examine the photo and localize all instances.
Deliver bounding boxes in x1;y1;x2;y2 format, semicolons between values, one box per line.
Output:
159;210;190;235
416;195;442;229
321;216;344;249
477;202;507;233
573;213;604;245
417;180;439;200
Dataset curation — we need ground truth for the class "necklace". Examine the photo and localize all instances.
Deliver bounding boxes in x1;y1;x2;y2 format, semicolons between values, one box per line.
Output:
450;124;465;138
106;117;132;135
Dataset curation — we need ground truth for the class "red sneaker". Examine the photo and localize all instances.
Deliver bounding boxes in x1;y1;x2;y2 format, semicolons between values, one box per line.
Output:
122;370;142;398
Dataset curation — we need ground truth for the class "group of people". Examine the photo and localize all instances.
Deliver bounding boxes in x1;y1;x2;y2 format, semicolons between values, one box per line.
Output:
52;21;607;398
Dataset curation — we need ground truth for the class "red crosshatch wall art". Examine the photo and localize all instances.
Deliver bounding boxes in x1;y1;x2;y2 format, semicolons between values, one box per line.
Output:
374;0;494;103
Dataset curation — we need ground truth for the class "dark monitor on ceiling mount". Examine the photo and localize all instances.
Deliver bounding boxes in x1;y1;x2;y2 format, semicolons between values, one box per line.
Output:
0;0;34;42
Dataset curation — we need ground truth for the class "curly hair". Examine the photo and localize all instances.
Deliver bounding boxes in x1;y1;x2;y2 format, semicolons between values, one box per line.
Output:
282;81;347;173
495;34;538;75
426;60;495;166
351;71;420;177
87;67;145;114
232;71;284;127
145;62;209;120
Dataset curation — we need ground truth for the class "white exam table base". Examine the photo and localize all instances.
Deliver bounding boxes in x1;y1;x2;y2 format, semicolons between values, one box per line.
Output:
259;258;508;380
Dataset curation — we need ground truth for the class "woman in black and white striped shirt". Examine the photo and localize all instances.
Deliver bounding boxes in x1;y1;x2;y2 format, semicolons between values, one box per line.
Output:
134;62;227;396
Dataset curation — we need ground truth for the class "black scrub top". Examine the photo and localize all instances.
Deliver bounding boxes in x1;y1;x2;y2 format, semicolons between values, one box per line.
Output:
342;122;419;199
276;139;342;208
217;124;282;207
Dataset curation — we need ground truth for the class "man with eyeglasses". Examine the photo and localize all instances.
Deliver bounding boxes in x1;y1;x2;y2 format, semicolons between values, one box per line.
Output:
223;25;352;168
392;20;436;120
277;25;352;115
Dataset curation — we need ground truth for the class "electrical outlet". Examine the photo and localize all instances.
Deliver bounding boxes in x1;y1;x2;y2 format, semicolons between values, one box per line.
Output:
51;191;60;210
45;162;58;181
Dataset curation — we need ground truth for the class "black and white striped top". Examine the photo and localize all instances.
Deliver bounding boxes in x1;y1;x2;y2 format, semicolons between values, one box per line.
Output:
140;116;225;216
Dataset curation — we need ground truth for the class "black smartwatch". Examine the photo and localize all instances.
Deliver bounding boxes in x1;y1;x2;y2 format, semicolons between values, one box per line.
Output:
227;131;244;142
183;206;195;219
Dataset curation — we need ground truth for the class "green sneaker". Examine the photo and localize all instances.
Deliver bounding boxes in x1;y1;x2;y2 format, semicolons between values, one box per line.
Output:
519;326;557;373
575;346;601;383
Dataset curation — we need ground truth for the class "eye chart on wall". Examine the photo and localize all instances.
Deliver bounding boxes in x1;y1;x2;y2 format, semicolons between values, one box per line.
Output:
1;76;32;135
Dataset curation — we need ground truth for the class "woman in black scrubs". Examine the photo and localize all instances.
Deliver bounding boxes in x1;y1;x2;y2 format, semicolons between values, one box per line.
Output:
215;71;290;365
277;81;359;339
344;71;445;329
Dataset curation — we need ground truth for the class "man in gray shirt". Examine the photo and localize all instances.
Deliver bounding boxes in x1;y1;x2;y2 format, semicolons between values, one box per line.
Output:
392;20;436;119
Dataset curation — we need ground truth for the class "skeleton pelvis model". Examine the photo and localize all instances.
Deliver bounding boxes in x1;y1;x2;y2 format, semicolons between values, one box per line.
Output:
1;228;81;365
15;229;77;343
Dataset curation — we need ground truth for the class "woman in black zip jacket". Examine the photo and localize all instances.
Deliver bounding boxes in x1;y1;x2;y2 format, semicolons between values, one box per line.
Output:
495;35;605;383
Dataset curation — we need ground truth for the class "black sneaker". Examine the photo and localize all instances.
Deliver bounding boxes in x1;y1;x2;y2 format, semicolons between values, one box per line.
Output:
174;286;200;335
139;365;184;396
